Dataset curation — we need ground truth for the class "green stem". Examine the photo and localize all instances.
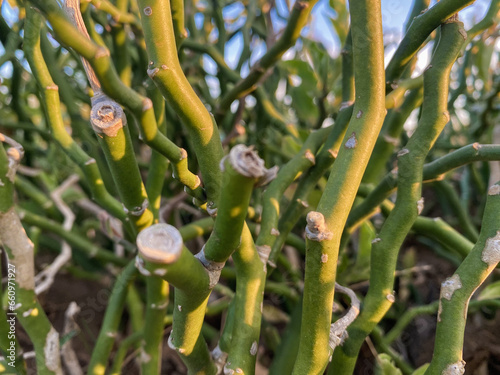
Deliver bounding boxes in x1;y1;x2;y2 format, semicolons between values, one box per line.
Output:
385;0;474;86
269;105;353;267
88;0;139;25
224;224;267;375
0;140;63;375
109;331;143;375
256;127;329;250
23;9;125;221
433;179;479;242
383;298;500;347
87;261;137;375
171;0;187;47
138;0;224;206
363;87;424;183
141;277;169;373
293;1;386;373
28;0;205;202
217;0;320;114
346;143;500;234
144;80;169;221
18;210;128;266
331;19;466;374
425;183;500;374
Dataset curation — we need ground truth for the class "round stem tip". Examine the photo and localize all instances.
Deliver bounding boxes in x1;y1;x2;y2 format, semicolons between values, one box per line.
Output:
137;224;183;264
90;98;126;137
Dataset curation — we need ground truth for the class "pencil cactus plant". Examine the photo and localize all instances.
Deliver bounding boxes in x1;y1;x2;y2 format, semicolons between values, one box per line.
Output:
0;0;499;374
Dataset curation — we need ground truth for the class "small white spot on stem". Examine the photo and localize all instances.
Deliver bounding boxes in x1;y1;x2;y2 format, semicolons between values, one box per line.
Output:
481;231;500;266
440;274;462;301
270;228;280;236
147;67;159;78
178;305;182;312
140;350;152;363
328;149;338;158
142;98;153;111
321;253;328;263
95;48;110;59
356;110;363;119
391;167;398;178
488;185;500;196
397;148;409;157
250;341;258;355
179;148;187;161
442;360;466;375
153;268;167;276
458;27;467;40
304;149;316;164
383;134;399;146
371;237;381;244
143;6;152;16
386;293;395;303
297;199;309;208
345;132;357;149
339;101;353;110
417;197;425;215
257;245;271;272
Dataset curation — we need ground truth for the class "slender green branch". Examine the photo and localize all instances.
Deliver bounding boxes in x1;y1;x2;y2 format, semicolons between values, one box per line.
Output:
109;331;143;375
0;138;63;375
363;87;424;183
170;0;187;47
224;224;268;374
331;19;466;374
28;0;205;202
217;0;319;114
138;0;224;206
88;0;140;25
426;182;500;374
292;1;386;372
269;105;353;267
433;179;479;242
141;277;169;373
19;210;128;266
87;261;138;374
341;28;354;103
385;0;473;86
256;127;330;251
465;0;500;43
347;143;500;233
144;80;169;221
23;8;125;220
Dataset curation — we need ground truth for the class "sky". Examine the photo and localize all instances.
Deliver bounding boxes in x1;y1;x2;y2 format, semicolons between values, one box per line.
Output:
0;0;495;80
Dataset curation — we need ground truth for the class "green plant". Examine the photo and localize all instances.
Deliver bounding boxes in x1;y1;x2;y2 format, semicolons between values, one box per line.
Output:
0;0;499;374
